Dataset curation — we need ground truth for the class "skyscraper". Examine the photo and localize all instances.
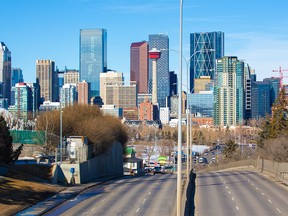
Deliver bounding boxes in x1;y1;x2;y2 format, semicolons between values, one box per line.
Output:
36;60;57;103
61;83;77;107
251;81;270;119
80;29;107;100
11;68;24;87
78;80;90;105
213;56;245;126
9;83;33;120
190;31;224;92
130;41;149;94
0;42;12;104
148;34;170;107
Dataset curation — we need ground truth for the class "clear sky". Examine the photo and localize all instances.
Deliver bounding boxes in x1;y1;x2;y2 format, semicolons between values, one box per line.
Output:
1;0;288;85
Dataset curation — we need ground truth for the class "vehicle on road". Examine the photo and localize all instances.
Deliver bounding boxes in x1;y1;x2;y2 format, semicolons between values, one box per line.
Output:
154;166;165;174
164;166;174;174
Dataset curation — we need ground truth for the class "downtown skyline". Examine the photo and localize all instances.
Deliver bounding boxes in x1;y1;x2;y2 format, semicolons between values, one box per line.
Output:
1;0;288;85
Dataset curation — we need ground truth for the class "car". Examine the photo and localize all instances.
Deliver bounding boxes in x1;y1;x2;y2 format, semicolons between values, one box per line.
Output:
164;166;174;174
154;166;165;174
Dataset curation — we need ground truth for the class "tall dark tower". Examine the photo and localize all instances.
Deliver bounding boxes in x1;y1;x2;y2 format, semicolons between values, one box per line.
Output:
0;42;12;104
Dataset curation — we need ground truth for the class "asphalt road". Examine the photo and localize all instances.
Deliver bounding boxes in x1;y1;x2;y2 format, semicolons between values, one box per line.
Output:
197;170;288;216
44;173;176;216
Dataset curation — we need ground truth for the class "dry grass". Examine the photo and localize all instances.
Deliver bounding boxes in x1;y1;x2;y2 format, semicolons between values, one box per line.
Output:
0;165;66;216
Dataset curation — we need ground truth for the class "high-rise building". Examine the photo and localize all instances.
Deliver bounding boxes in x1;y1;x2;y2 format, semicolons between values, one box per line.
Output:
36;60;57;103
213;56;245;126
61;83;77;107
100;71;123;105
11;68;24;106
263;77;280;107
170;71;177;96
251;81;270;119
101;75;137;108
8;83;33;120
78;80;90;105
139;98;154;121
194;76;212;93
148;34;170;107
64;70;79;85
188;91;214;117
11;68;24;87
80;29;107;99
130;41;149;94
0;42;12;104
190;31;224;92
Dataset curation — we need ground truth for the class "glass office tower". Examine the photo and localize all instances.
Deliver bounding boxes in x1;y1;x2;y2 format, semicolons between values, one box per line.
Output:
148;34;170;107
190;32;224;92
251;81;270;119
80;29;107;99
0;42;11;104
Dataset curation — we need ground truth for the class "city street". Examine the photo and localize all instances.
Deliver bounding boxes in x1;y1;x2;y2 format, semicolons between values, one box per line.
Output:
44;173;176;216
197;170;288;216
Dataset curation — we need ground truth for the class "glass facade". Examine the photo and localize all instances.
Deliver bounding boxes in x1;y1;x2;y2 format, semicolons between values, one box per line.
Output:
11;68;24;87
0;42;11;104
9;83;33;120
263;77;280;107
80;29;107;99
214;56;245;126
251;82;270;119
148;34;170;107
188;92;213;117
190;32;224;92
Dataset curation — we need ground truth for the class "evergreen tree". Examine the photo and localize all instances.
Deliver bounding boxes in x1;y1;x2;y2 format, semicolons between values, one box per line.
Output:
258;88;288;146
269;87;288;138
0;116;14;164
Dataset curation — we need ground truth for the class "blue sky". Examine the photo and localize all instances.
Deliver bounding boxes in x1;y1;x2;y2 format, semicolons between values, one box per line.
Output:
1;0;288;85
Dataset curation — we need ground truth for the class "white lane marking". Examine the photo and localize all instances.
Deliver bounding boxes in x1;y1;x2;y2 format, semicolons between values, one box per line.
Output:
256;187;258;190
261;193;265;196
228;191;231;194
232;197;234;201
148;192;151;195
225;186;228;189
268;199;272;203
251;183;254;186
92;207;96;211
101;198;106;203
276;208;281;213
236;206;239;210
142;199;146;205
248;180;250;182
136;208;140;213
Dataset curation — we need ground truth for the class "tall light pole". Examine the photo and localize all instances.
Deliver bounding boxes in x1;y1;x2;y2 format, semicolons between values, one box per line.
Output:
60;90;63;163
176;1;183;215
161;48;214;177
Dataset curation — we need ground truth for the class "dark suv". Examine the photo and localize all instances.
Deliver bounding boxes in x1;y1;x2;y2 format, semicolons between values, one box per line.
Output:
153;166;165;174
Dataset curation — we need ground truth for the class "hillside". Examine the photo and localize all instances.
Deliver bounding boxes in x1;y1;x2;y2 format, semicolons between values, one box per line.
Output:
0;164;65;216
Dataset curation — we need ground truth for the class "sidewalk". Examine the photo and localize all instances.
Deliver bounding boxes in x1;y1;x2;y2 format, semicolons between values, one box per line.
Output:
15;175;122;216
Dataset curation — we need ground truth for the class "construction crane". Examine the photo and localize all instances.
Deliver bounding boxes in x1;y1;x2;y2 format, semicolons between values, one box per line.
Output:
272;66;288;89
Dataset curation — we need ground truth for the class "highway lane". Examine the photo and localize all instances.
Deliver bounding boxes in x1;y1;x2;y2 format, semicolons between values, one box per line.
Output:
197;170;288;216
44;173;176;216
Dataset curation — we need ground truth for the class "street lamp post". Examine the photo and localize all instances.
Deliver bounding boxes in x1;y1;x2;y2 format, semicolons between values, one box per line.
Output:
161;48;214;177
60;90;63;164
177;1;183;215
